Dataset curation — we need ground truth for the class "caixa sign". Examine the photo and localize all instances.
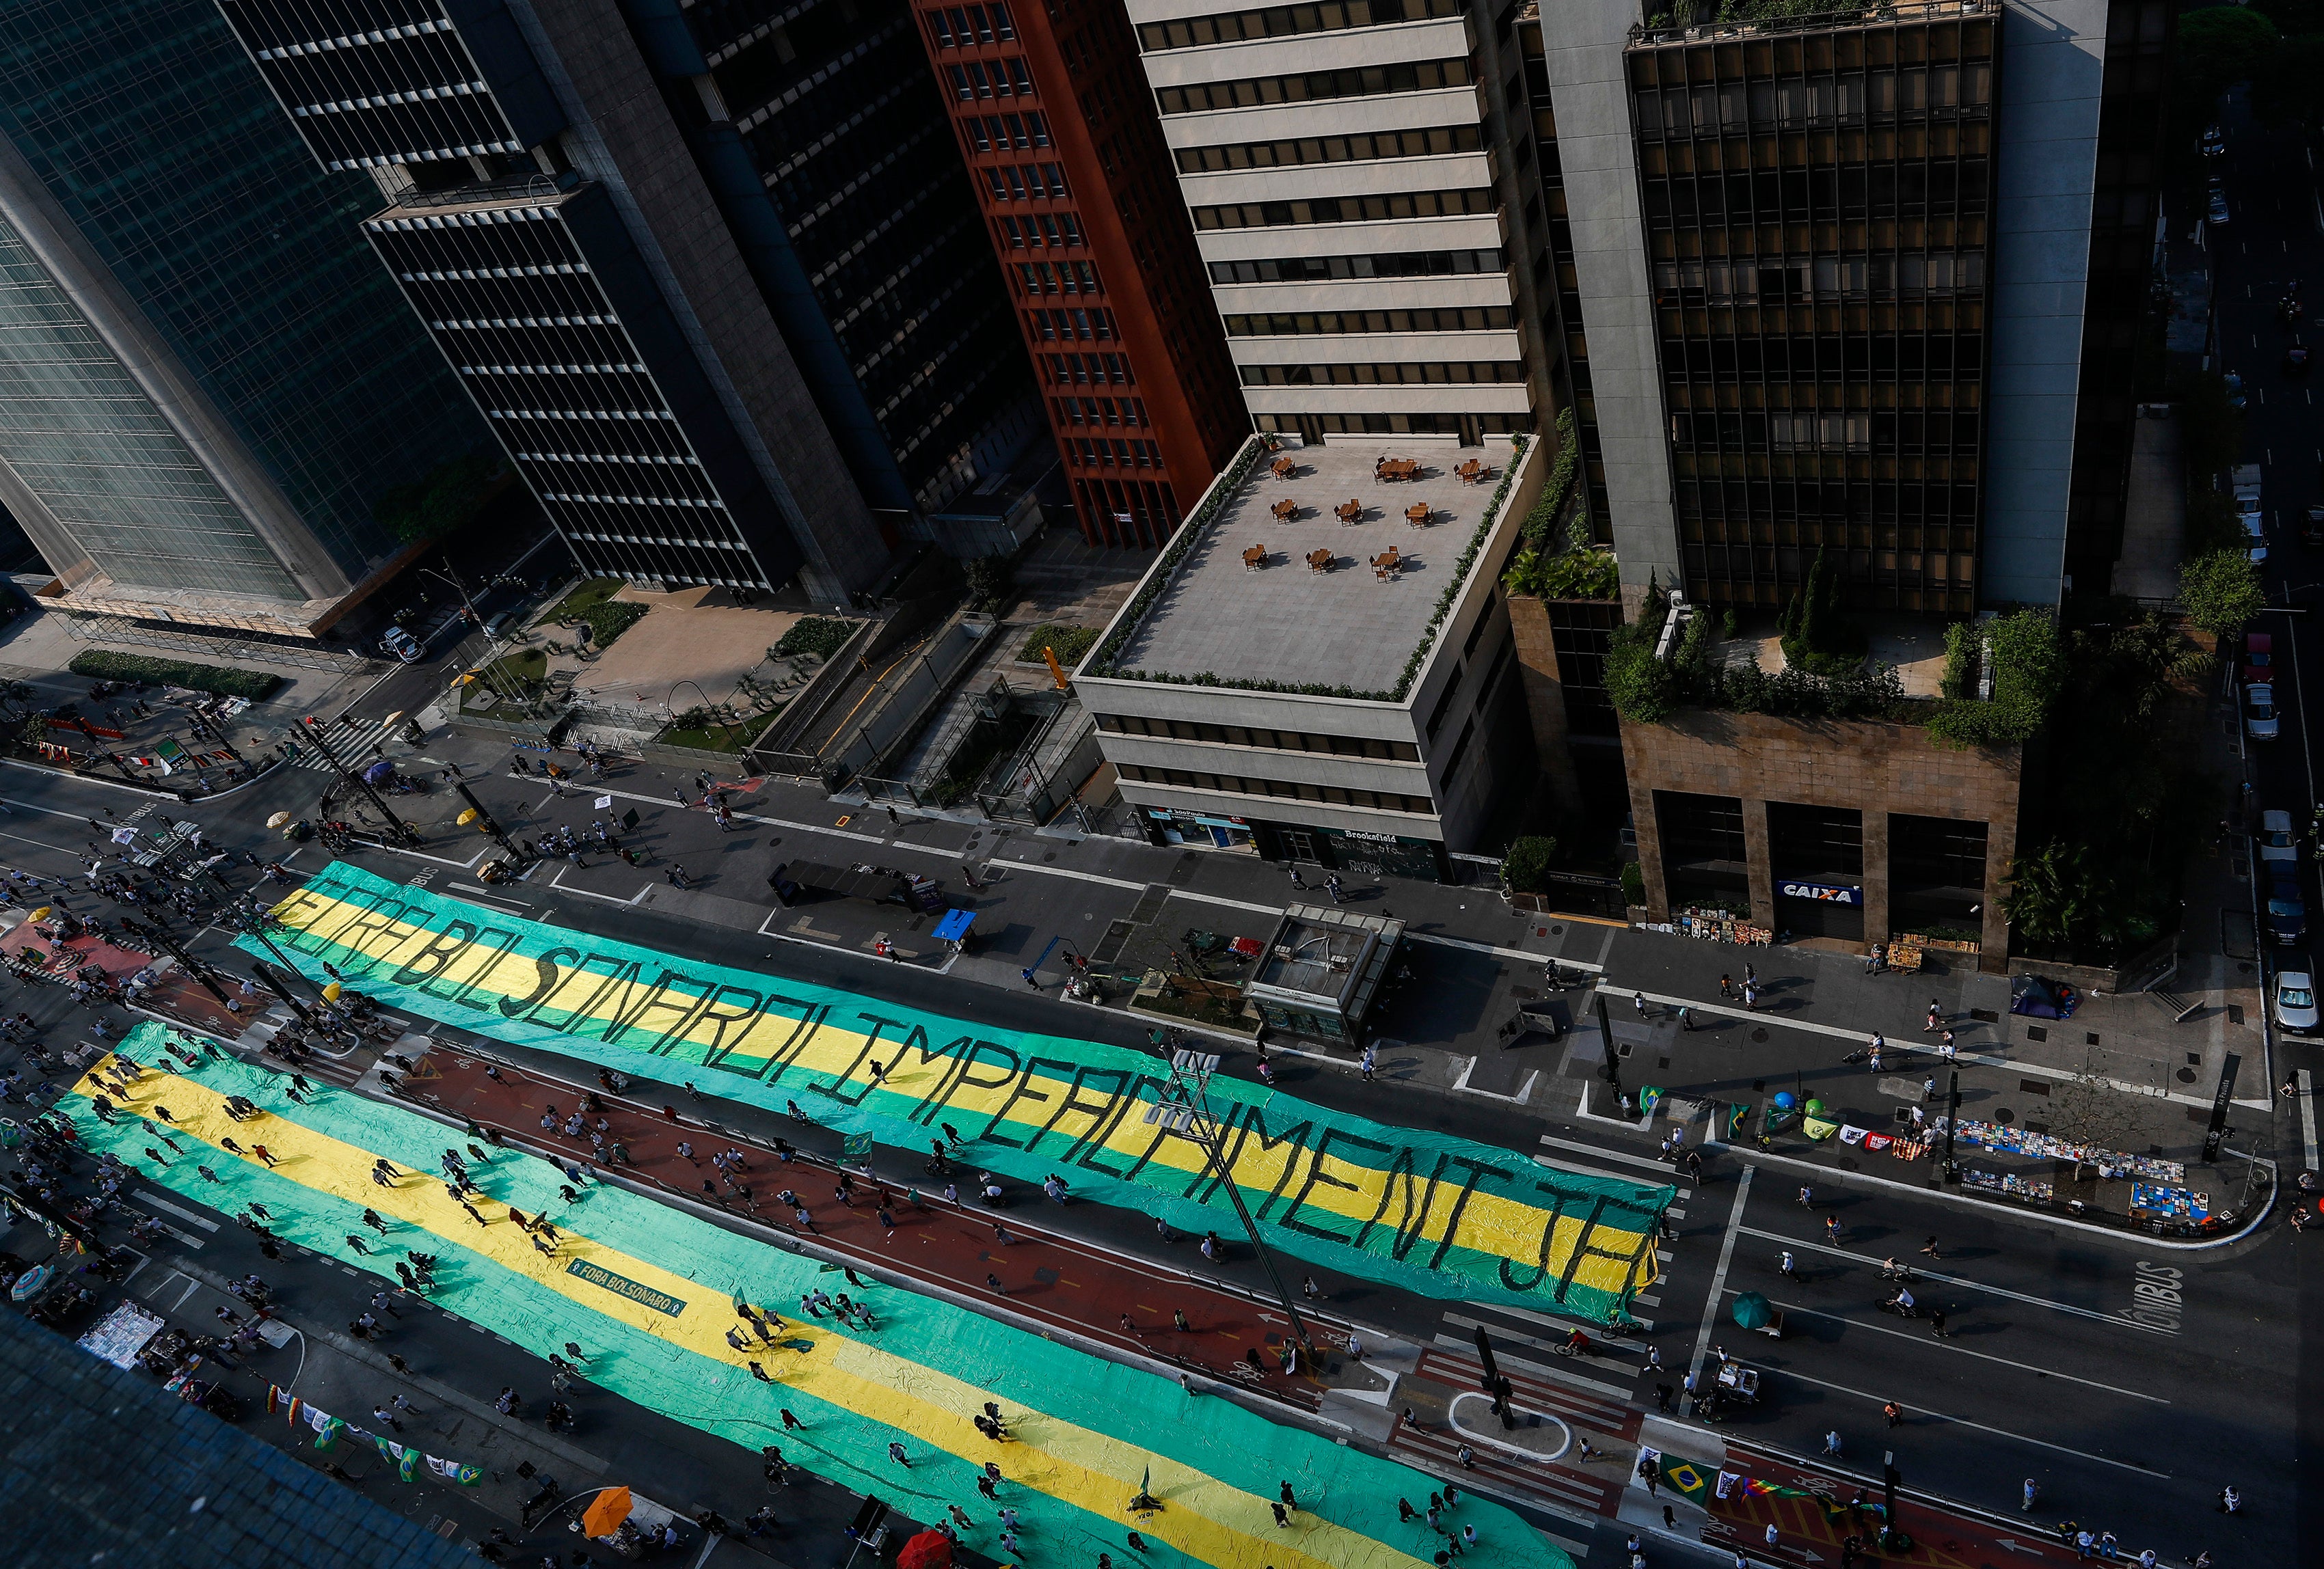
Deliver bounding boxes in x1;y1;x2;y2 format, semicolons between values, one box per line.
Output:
1779;879;1862;905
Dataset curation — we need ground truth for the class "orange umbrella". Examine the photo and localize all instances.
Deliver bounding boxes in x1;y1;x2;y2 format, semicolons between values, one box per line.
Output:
580;1486;633;1538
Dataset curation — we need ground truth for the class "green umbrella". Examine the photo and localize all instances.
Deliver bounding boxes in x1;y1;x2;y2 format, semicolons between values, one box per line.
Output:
1731;1292;1774;1330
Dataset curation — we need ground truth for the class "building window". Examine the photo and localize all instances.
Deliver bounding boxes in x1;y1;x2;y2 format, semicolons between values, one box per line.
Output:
1209;249;1502;284
1097;712;1422;761
1116;764;1435;815
1239;361;1526;386
1251;411;1530;435
1137;0;1463;51
1191;189;1496;229
1155;58;1471;115
1175;124;1483;173
1224;306;1514;336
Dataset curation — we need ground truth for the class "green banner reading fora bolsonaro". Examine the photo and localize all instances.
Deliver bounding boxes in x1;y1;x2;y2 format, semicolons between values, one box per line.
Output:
250;862;1671;1315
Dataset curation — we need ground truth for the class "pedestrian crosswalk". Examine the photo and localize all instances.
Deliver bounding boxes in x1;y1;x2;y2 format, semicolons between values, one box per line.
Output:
287;714;403;773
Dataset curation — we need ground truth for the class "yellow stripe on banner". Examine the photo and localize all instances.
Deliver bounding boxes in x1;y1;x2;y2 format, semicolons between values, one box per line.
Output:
70;1062;1433;1569
265;891;1654;1295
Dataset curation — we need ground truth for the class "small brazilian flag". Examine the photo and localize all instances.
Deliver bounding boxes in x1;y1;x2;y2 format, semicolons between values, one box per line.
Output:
1662;1458;1712;1506
842;1132;873;1163
399;1447;420;1483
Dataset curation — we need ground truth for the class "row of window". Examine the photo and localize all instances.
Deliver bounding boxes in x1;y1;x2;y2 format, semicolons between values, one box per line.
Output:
1224;306;1514;337
984;162;1068;202
1043;351;1136;385
1118;764;1435;816
1027;307;1116;340
1669;410;1978;452
1635;66;1993;139
1662;335;1985;380
1252;411;1530;435
925;3;1015;48
1053;395;1146;426
1653;253;1985;306
1239;360;1524;387
997;213;1085;249
1208;247;1502;285
1644;163;1988;226
961;111;1050;152
1155;58;1470;116
1191;187;1494;231
1099;712;1422;759
1137;0;1461;52
1174;124;1483;174
1065;437;1161;469
945;57;1033;100
1014;259;1101;295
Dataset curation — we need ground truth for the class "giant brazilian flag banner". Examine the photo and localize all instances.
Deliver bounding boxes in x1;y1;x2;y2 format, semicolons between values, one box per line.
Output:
252;863;1671;1315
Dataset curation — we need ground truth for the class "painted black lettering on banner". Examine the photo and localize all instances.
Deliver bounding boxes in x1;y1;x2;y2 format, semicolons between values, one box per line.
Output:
801;1014;899;1106
1352;1146;1450;1261
904;1036;998;1123
273;892;336;955
675;985;770;1064
390;920;477;998
1026;1066;1131;1159
597;966;714;1050
444;927;526;1011
531;953;640;1034
321;889;416;977
1554;1192;1661;1305
1112;1080;1201;1184
1219;1104;1314;1216
706;997;822;1079
500;947;577;1018
906;1037;1018;1125
1074;1077;1171;1180
1500;1179;1581;1292
979;1057;1072;1147
1279;1125;1391;1244
1420;1155;1509;1271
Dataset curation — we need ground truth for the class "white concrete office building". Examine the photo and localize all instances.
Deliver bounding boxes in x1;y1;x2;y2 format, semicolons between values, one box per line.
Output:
1123;0;1548;444
1077;431;1545;879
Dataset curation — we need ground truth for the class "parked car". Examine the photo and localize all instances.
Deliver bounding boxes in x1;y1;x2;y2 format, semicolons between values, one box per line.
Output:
2269;879;2308;945
2276;970;2318;1033
2260;808;2300;864
2243;631;2274;685
2244;510;2268;563
2208;188;2232;225
2290;345;2312;376
2202;124;2226;157
2307;502;2324;547
2224;371;2247;409
2246;683;2280;740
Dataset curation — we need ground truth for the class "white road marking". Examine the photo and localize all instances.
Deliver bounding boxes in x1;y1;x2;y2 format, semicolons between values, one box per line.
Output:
1736;1225;2174;1335
1735;1292;2167;1402
1690;1166;1752;1382
1747;1361;2171;1477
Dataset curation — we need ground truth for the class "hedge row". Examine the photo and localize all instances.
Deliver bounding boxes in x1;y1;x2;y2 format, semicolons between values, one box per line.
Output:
67;650;283;700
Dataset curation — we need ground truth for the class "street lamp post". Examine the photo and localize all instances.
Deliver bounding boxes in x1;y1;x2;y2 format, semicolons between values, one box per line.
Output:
452;780;520;857
220;904;319;1011
118;916;234;1009
1148;1049;1316;1356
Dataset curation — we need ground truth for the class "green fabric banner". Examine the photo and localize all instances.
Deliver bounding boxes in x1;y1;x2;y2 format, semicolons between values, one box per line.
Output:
250;863;1673;1315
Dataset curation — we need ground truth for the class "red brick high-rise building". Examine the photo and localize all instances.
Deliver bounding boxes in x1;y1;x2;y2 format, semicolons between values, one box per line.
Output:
910;1;1246;549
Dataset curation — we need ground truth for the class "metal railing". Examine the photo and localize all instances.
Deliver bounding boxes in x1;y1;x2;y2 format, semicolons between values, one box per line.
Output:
56;611;381;674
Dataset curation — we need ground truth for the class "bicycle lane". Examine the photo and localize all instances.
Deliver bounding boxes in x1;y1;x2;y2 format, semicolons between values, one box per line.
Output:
403;1046;1355;1406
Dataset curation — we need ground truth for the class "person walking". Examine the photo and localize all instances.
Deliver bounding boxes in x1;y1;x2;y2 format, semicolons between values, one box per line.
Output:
1925;999;1942;1032
1360;1043;1377;1083
1779;1249;1797;1280
1797;1184;1813;1208
1883;1400;1904;1428
1825;1214;1842;1246
372;1404;404;1433
888;1441;910;1468
1633;990;1649;1020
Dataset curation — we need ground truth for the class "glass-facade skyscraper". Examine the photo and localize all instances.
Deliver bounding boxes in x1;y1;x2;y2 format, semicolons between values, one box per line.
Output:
0;0;498;634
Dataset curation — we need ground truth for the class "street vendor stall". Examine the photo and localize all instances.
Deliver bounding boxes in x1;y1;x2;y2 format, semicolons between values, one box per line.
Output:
79;1300;165;1369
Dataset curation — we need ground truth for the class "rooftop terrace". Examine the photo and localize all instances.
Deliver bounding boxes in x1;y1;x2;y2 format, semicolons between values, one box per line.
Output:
1097;438;1522;698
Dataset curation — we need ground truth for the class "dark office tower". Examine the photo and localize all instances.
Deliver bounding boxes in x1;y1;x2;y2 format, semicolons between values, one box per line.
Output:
1535;0;2157;612
215;0;1039;601
912;0;1247;548
1623;9;1999;614
0;0;500;637
675;0;1039;526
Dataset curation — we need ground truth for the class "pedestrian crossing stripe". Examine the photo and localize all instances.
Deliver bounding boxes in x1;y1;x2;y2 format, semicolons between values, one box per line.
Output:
292;716;403;772
251;865;1673;1316
66;1031;1575;1569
